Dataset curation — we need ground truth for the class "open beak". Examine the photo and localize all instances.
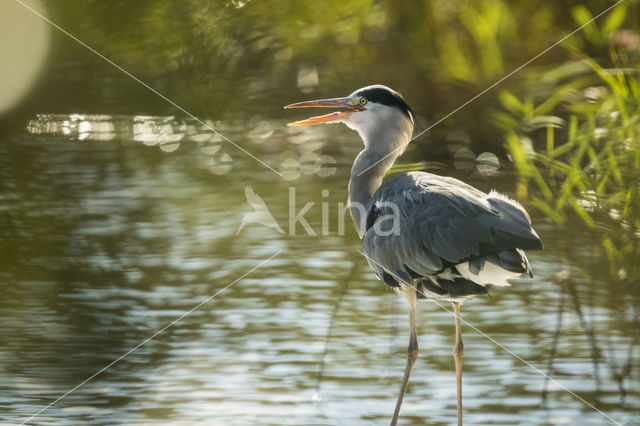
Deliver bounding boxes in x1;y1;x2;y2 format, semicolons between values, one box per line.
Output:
284;97;361;126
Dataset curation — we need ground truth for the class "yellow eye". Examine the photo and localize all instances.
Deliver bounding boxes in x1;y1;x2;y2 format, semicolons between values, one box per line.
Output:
359;97;367;106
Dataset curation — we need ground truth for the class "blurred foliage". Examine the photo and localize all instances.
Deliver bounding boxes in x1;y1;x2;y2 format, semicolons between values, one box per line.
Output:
491;4;640;399
38;0;639;154
496;3;640;286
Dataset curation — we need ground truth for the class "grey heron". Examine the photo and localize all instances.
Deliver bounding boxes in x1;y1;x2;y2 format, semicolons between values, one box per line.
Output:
285;85;542;426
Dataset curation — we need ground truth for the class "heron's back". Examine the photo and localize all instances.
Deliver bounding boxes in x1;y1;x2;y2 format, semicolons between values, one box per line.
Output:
360;172;542;302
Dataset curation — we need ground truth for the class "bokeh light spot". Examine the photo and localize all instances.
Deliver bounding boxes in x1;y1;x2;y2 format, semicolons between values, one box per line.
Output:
476;152;500;176
0;0;51;116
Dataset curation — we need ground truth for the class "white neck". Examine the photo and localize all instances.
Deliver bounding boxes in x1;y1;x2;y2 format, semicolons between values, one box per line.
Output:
346;107;413;237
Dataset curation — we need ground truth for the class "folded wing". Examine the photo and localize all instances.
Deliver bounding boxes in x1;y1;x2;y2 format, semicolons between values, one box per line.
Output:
361;172;542;288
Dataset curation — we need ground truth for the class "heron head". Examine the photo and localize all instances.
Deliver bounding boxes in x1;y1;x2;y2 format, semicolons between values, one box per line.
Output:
284;85;414;146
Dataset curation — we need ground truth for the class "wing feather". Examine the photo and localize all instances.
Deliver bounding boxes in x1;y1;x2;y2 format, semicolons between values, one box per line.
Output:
361;172;541;287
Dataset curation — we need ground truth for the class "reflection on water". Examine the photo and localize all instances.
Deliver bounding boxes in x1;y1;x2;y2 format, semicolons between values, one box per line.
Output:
1;117;638;425
25;114;344;181
26;114;231;168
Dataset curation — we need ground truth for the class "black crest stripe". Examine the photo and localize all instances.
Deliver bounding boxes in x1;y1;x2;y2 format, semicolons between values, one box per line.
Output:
355;85;414;120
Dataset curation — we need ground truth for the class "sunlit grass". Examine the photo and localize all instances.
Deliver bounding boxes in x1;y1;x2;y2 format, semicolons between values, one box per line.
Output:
498;23;639;280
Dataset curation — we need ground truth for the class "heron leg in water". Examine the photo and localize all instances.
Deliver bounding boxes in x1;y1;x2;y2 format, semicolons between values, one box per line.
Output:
453;302;464;426
391;286;418;426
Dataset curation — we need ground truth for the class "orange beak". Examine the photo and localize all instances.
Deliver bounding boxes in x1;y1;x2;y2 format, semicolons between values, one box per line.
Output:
284;97;362;126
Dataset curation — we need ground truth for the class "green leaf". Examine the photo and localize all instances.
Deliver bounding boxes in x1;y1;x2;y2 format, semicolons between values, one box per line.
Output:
571;5;600;45
602;4;627;37
546;123;554;153
569;197;596;228
498;90;523;114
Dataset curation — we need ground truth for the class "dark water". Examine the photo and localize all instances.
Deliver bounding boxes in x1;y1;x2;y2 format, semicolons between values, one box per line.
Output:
2;1;639;425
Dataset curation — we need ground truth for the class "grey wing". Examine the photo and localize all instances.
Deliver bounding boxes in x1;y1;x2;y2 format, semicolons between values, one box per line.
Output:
361;173;542;288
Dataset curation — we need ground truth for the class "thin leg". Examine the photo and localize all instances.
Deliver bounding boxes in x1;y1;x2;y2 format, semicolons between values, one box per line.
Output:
452;302;464;426
391;286;418;426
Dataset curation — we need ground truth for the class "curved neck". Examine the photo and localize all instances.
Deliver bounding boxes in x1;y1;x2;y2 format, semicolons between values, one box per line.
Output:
348;146;409;237
346;108;414;237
